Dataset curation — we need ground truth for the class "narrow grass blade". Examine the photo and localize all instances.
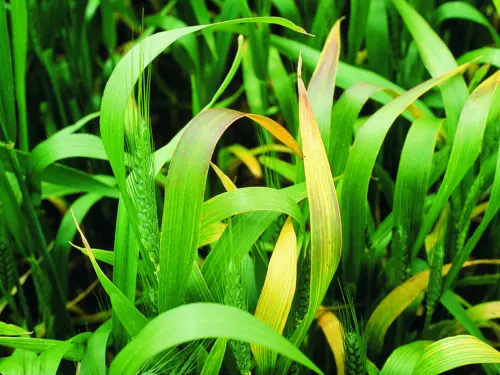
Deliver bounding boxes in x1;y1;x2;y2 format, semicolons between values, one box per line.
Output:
298;55;342;314
0;322;30;336
467;301;500;323
202;184;308;302
204;35;244;111
112;199;138;349
381;341;432;375
53;193;102;297
101;16;306;225
412;335;500;375
341;64;469;284
10;0;28;151
198;223;227;248
413;71;500;257
270;35;433;119
80;320;112;375
364;260;500;357
329;82;423;176
392;117;442;279
440;290;488;344
37;338;72;375
159;109;301;312
259;156;296;182
307;19;342;149
210;162;237;191
0;333;90;361
189;0;218;58
109;303;324;375
200;187;304;229
28;133;107;203
365;0;390;77
242;39;267;115
200;338;227;375
392;0;468;142
347;0;372;64
444;135;500;289
71;211;147;338
252;217;297;371
436;2;500;47
271;0;301;25
0;0;16;142
100;0;116;53
268;47;298;136
226;144;263;178
317;307;345;375
276;56;342;374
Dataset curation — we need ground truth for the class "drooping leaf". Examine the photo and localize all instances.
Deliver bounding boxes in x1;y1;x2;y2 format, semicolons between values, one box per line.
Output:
109;303;323;375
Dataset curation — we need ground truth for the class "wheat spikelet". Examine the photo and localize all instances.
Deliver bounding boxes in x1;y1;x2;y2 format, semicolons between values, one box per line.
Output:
124;35;161;313
425;241;444;330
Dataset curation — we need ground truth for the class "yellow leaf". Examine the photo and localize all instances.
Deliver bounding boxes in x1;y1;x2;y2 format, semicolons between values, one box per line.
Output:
298;54;342;312
198;223;227;248
210;162;237;191
317;306;344;375
412;335;500;375
252;216;297;370
246;113;303;158
227;144;263;178
467;301;500;324
365;259;500;357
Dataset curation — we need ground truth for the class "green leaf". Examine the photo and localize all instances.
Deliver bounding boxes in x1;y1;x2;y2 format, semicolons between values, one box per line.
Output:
0;333;90;361
444;131;500;289
365;0;391;77
80;321;112;375
276;56;342;374
0;0;16;142
268;47;298;136
392;117;442;276
436;2;500;47
0;322;30;336
381;341;432;375
392;0;468;143
101;16;306;226
10;0;28;151
412;71;500;257
347;0;372;64
112;199;139;349
101;0;116;52
307;19;342;149
202;183;307;302
259;156;296;182
189;0;218;58
159;109;300;312
201;187;304;229
109;303;323;375
53;193;102;297
71;213;147;338
204;35;244;110
270;34;433;120
200;338;227;375
411;335;500;375
341;64;468;284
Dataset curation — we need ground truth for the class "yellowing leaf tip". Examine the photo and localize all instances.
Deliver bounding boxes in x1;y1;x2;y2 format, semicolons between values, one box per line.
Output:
297;53;303;80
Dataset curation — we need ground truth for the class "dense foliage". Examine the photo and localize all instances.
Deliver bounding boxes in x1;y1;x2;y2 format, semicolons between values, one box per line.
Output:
1;0;500;374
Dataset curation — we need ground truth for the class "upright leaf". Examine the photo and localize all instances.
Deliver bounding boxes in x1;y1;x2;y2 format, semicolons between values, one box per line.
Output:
276;56;342;374
307;19;342;149
0;0;16;141
392;0;468;142
252;217;297;371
